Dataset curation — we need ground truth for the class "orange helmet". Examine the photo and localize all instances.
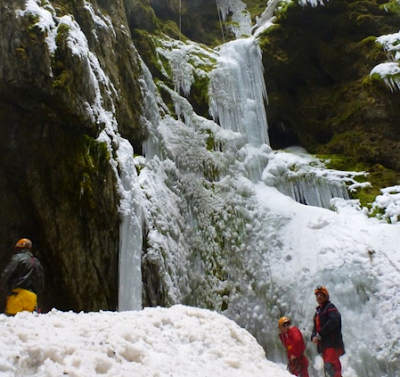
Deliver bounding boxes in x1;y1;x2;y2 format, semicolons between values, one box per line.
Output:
15;238;32;250
278;316;291;328
315;285;329;299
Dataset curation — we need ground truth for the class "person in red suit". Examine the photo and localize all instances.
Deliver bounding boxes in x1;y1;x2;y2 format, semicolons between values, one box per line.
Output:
311;285;345;377
278;316;310;377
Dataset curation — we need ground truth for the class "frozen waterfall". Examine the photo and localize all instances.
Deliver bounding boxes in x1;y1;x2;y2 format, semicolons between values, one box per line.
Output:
116;138;144;312
207;27;351;208
215;0;252;38
209;38;270;147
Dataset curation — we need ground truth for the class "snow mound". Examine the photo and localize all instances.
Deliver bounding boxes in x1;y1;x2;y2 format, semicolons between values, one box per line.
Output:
0;305;290;377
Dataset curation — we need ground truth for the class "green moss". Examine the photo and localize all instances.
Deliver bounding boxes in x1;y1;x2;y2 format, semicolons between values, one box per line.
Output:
188;72;210;118
158;51;173;79
133;30;215;118
132;30;167;80
243;0;268;20
322;132;378;164
80;135;110;168
53;69;70;90
317;154;356;172
44;130;115;223
362;72;382;86
55;23;71;45
360;35;378;45
358;35;384;60
75;135;111;211
318;153;400;209
157;82;177;118
27;14;40;35
203;129;215;152
381;0;400;14
156;19;183;41
274;0;298;21
203;161;220;183
15;46;29;62
51;23;73;91
52;2;73;17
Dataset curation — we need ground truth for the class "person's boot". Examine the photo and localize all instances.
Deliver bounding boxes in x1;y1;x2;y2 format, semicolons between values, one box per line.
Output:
324;363;334;377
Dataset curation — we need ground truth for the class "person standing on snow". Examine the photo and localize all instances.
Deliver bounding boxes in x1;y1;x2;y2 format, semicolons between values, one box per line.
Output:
311;285;345;377
1;238;44;315
278;316;310;377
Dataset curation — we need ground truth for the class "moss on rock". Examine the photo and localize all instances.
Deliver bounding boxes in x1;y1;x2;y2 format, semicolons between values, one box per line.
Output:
320;152;400;208
260;0;400;183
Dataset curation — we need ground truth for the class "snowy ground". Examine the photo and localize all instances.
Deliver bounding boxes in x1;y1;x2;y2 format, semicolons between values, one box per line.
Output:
0;305;291;377
237;179;400;377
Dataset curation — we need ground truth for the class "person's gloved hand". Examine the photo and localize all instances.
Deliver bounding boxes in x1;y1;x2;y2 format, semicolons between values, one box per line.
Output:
312;333;321;344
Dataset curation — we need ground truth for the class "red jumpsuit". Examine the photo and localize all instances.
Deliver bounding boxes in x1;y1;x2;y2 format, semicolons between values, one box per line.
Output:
279;326;310;377
314;302;344;377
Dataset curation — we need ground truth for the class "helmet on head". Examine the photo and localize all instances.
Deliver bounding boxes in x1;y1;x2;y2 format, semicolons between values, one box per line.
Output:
278;316;291;328
315;285;329;299
15;238;32;250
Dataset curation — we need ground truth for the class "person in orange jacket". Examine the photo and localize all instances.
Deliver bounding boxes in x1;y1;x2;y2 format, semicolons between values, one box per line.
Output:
278;316;310;377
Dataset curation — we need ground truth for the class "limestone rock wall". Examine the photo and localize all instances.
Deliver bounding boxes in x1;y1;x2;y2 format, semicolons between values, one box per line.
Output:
0;0;145;312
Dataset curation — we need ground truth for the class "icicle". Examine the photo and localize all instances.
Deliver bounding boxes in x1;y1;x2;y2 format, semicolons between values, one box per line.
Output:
298;0;327;6
215;0;252;38
117;138;144;311
209;38;269;147
140;60;164;160
371;62;400;92
261;148;362;209
275;176;350;209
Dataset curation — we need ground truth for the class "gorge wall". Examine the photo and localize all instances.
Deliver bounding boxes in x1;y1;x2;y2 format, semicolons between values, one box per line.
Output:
0;0;145;311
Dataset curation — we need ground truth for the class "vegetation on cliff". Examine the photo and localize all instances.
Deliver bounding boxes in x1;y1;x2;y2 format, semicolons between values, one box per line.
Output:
257;0;400;206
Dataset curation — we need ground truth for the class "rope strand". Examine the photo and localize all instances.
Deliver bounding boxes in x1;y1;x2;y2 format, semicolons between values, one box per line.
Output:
216;0;225;44
179;0;182;41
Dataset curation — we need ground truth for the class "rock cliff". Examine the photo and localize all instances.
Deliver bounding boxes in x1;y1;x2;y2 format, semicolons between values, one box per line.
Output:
260;0;400;202
0;0;145;311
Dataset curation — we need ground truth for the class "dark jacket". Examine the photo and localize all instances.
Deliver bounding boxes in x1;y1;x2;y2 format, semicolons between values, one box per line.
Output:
311;300;345;353
1;249;44;295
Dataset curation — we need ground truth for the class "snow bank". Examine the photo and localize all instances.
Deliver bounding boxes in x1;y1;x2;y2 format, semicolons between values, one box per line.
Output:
0;305;291;377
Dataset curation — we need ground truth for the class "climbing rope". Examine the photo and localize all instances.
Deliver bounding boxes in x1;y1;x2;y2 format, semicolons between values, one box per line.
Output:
179;0;182;41
215;0;226;44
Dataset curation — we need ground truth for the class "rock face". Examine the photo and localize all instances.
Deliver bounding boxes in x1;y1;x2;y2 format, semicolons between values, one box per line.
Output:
260;0;400;173
149;0;226;46
0;0;145;312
